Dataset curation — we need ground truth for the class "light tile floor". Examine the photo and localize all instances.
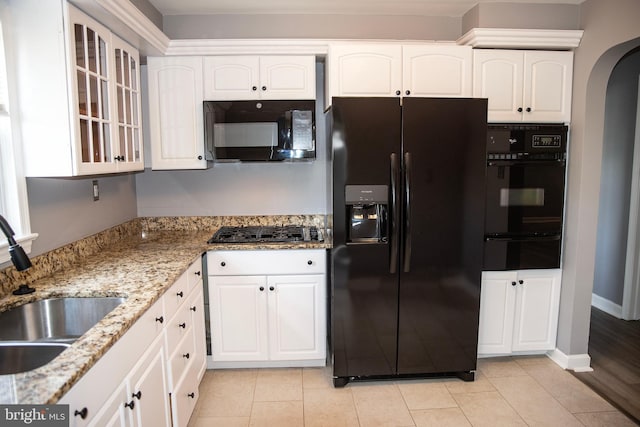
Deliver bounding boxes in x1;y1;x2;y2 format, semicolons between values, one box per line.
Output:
187;356;637;427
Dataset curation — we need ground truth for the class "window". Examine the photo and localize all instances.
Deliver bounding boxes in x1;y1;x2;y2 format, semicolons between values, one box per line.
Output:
0;18;36;265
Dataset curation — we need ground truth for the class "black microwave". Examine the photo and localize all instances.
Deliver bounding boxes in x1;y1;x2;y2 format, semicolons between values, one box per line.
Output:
204;100;316;162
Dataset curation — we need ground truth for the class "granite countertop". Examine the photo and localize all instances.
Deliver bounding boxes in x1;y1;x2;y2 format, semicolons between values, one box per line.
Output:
0;222;331;405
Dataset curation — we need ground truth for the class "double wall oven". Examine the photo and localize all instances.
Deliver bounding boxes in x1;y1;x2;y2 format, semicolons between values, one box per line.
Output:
483;124;568;271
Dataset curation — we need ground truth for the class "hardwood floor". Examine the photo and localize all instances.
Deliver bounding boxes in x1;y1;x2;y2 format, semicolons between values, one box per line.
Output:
572;307;640;424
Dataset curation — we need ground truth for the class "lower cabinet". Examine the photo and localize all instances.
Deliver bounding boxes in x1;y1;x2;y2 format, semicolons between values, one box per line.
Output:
478;269;562;356
207;249;327;368
60;257;205;427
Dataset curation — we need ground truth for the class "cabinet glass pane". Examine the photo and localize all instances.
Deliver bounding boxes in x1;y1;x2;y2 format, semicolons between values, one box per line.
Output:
101;79;109;119
115;49;122;85
125;89;132;124
117;87;124;123
123;51;130;87
91;121;100;162
98;36;107;78
131;58;137;90
132;94;138;126
119;126;126;159
127;128;133;160
134;131;140;161
87;29;97;73
103;123;111;162
80;119;89;162
74;24;85;69
89;75;98;118
77;70;87;116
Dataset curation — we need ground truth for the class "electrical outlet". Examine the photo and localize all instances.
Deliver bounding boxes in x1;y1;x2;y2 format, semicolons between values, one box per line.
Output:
92;180;99;201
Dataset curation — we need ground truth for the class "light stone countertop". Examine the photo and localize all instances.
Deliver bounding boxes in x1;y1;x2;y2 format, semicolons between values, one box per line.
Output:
0;226;330;404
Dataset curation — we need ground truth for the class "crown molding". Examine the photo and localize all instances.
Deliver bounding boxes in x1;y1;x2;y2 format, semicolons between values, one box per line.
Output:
165;39;331;56
457;28;584;50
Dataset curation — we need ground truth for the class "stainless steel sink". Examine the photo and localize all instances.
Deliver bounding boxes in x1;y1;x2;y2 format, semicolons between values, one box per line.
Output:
0;297;125;342
0;342;70;375
0;297;125;374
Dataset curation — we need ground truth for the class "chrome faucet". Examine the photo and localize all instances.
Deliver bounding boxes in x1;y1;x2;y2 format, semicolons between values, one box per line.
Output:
0;214;32;271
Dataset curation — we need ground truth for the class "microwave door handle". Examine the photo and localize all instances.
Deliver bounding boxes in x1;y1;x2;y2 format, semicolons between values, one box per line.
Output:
390;153;399;274
403;152;412;273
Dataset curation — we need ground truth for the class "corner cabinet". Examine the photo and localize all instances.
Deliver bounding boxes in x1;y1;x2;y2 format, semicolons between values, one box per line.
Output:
60;257;206;427
207;250;327;368
203;56;316;100
473;50;573;123
478;269;562;356
327;43;472;105
11;1;143;177
146;57;208;170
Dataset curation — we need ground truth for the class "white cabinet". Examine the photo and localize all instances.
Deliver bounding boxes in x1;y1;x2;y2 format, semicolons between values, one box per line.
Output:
473;50;573;123
146;57;208;170
327;43;472;104
11;1;143;176
478;269;562;356
60;257;206;427
203;56;316;100
207;249;326;368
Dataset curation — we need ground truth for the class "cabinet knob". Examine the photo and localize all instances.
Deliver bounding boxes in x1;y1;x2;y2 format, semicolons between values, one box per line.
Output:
74;408;88;419
221;261;226;267
511;281;517;286
526;107;532;112
190;306;197;312
132;391;142;400
183;353;190;359
177;291;184;298
179;322;187;328
517;107;523;112
405;90;411;96
195;271;201;276
125;401;135;410
519;279;524;285
198;155;203;160
395;90;401;96
155;316;164;324
188;392;195;398
307;260;313;265
262;86;267;91
259;286;265;291
269;286;275;291
252;86;257;91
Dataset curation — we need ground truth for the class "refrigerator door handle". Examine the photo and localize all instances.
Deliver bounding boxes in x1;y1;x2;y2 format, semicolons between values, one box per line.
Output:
390;153;399;273
403;152;412;273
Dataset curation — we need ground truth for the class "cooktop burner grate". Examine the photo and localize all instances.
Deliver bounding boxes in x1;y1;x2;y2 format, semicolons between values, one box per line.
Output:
208;225;322;244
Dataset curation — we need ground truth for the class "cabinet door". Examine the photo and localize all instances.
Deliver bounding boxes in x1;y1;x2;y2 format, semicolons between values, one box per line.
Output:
203;56;259;100
188;285;207;380
524;51;573;123
478;271;518;355
68;5;118;175
147;57;206;170
86;382;129;427
512;270;562;352
259;56;316;100
209;275;269;361
473;50;524;123
111;35;143;172
328;44;402;98
266;274;326;361
403;45;472;97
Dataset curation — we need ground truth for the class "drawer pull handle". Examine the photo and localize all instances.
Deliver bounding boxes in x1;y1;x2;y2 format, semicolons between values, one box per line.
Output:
307;260;313;265
195;271;201;276
179;322;187;329
155;316;164;323
74;408;88;419
177;291;184;298
183;353;190;359
220;262;226;267
132;391;142;400
188;392;195;398
125;401;135;410
190;306;197;312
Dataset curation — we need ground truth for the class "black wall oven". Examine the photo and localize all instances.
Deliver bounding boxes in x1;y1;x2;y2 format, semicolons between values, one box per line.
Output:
484;124;568;270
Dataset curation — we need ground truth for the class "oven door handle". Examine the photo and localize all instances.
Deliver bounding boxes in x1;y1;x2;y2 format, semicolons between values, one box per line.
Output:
485;234;561;242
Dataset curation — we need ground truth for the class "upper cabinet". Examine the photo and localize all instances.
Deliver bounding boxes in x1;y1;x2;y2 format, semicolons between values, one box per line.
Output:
11;2;143;177
203;56;316;100
146;57;207;170
327;43;472;105
473;49;573;123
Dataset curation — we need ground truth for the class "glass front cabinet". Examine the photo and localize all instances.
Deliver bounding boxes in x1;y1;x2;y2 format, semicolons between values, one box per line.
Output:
12;2;143;176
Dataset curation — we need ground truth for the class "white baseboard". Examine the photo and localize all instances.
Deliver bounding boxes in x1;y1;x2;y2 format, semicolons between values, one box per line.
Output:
591;293;623;318
547;348;593;372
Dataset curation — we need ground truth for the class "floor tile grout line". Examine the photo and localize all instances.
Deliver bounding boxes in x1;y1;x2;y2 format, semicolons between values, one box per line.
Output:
482;370;536;426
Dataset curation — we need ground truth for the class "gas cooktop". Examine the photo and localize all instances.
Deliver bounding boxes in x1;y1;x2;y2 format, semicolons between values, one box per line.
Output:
208;225;323;244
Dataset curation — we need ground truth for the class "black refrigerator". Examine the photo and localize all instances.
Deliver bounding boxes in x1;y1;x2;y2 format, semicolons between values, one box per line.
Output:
329;97;488;387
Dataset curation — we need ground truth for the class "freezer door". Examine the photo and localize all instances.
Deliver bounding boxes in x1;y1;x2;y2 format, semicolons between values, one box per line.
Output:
330;97;402;379
397;97;487;375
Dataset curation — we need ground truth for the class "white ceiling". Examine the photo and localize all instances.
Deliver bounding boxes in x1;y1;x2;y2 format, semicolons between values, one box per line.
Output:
147;0;585;17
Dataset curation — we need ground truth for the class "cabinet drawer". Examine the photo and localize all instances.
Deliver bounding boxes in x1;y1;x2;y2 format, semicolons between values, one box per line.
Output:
168;330;196;388
207;249;326;275
186;258;203;292
164;272;189;320
170;366;200;427
166;300;192;350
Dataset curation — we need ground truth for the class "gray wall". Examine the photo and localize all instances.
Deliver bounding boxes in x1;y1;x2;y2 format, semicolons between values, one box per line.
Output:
557;0;640;356
129;0;162;30
593;49;640;305
462;3;581;32
135;62;329;217
26;175;138;257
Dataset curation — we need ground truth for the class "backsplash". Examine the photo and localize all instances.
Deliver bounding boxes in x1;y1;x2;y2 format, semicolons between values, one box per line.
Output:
0;215;326;299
